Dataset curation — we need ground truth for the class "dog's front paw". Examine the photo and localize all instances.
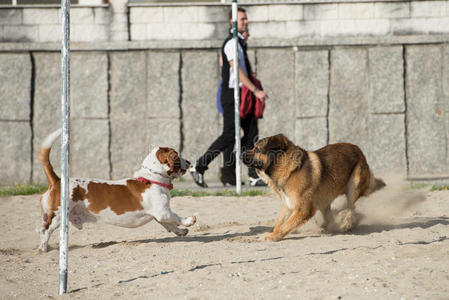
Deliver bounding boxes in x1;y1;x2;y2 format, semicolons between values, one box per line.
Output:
264;232;282;242
186;216;196;227
181;216;196;227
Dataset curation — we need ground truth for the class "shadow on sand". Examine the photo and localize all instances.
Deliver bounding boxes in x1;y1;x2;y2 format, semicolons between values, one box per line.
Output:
69;215;449;249
85;225;271;249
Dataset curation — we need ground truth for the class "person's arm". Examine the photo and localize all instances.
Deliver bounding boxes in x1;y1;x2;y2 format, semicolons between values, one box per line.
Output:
229;60;268;101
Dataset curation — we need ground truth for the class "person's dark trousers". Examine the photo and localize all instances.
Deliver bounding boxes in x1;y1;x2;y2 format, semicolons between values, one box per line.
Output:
222;112;259;179
195;88;237;174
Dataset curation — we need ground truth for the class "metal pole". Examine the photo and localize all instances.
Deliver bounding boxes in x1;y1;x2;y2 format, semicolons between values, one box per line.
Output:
232;0;242;195
59;0;70;295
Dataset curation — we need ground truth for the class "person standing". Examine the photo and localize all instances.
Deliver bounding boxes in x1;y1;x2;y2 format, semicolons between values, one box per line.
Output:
190;7;268;188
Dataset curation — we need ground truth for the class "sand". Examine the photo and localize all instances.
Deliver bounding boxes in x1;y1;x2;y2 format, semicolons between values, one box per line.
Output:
1;178;449;299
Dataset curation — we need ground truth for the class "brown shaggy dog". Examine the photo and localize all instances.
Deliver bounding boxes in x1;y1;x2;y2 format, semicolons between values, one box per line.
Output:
242;134;385;241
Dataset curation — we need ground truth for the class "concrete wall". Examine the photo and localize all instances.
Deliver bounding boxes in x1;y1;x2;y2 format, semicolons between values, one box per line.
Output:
0;5;110;42
2;1;449;43
1;43;448;185
1;1;449;185
130;1;449;41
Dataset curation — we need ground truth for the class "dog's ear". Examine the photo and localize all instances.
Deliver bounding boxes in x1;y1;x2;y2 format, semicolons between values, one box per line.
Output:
287;146;304;173
167;148;181;166
270;134;291;151
156;147;170;165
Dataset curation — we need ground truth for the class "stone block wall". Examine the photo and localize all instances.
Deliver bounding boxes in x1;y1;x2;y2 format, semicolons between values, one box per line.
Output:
1;42;448;185
181;50;222;178
109;51;147;179
406;45;448;177
1;1;449;185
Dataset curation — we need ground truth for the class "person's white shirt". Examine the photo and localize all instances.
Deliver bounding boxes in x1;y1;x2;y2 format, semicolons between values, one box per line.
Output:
223;31;248;89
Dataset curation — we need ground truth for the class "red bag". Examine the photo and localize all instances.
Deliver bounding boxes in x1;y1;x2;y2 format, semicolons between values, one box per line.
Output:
240;74;265;119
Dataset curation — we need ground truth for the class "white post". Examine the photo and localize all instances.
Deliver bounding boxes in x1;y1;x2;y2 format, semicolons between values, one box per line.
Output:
59;0;70;295
232;0;242;195
12;0;17;5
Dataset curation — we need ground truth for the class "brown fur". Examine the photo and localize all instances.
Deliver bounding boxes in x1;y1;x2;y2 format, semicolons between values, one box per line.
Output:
242;134;385;241
38;144;153;231
37;147;180;224
38;146;61;230
156;147;182;177
71;181;146;215
37;131;194;252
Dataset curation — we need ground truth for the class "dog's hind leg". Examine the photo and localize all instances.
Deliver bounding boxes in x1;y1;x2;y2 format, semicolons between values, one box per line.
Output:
346;161;371;206
265;202;315;241
339;162;370;232
39;210;60;252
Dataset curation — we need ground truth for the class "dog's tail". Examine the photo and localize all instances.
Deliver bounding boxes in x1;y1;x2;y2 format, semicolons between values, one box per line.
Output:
369;170;386;194
38;129;62;186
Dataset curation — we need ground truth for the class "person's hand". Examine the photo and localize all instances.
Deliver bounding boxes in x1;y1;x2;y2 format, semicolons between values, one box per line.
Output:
255;89;268;101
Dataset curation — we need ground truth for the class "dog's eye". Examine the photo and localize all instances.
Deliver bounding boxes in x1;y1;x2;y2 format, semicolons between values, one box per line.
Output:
254;148;261;153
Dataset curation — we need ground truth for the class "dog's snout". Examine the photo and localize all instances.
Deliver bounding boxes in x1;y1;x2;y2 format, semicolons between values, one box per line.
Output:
180;158;190;171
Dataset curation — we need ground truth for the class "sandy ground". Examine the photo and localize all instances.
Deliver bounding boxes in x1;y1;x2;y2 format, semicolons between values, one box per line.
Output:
1;178;449;300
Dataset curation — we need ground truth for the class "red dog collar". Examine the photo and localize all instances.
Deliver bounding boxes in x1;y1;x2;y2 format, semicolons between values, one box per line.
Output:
135;177;173;190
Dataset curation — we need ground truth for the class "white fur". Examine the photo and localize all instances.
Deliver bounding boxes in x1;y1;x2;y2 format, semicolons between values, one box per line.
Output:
280;190;293;210
41;190;50;212
41;128;61;149
94;206;153;228
39;146;195;252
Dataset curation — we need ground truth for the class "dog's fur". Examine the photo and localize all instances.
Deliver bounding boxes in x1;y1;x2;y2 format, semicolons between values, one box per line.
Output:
38;129;196;252
242;134;385;241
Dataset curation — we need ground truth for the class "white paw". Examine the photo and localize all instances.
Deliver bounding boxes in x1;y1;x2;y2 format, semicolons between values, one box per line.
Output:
183;216;197;227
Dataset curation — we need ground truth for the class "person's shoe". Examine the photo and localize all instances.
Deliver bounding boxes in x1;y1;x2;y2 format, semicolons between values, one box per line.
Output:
249;177;267;187
190;165;208;188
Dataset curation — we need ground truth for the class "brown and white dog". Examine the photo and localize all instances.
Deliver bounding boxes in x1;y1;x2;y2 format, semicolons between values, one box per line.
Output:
38;129;196;252
242;134;385;241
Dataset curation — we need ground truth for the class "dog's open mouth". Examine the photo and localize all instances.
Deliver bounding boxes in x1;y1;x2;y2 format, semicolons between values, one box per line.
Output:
250;159;265;169
177;159;191;176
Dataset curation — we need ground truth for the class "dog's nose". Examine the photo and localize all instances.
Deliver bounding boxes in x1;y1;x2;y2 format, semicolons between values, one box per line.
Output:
184;160;191;169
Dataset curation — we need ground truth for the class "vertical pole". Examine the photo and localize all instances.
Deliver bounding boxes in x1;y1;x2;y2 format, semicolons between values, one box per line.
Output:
59;0;70;295
12;0;17;5
232;0;242;195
